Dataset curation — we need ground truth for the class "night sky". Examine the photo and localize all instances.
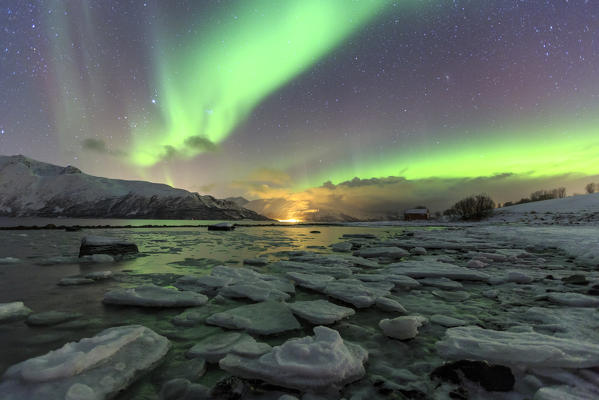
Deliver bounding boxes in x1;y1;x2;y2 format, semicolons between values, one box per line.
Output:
1;1;599;220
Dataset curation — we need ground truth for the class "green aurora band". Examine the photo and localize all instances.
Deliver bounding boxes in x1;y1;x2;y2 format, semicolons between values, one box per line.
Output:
296;117;599;190
131;0;389;166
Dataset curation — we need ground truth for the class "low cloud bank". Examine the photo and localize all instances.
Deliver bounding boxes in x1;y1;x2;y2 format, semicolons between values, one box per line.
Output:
241;173;595;221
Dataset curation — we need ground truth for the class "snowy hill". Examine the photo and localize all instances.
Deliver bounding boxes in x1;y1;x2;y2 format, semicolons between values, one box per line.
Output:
492;193;599;224
0;155;270;220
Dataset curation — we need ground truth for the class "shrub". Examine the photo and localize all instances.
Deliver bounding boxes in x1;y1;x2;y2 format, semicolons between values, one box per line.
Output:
530;187;567;202
445;194;495;221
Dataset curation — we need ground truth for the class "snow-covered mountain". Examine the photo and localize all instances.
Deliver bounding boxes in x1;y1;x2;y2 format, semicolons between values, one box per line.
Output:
0;155;270;220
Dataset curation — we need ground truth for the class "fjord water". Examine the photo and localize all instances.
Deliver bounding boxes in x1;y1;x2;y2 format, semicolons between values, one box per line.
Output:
0;224;398;381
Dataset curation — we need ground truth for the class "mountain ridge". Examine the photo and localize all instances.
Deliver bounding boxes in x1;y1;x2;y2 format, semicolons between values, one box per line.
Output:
0;155;271;220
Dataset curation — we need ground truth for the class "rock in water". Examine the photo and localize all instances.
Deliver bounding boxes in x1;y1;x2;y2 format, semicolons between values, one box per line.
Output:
431;360;515;392
437;326;599;368
379;316;427;340
0;325;170;400
287;300;355;324
103;285;208;307
79;235;138;257
206;301;300;335
219;326;368;392
208;223;236;231
0;302;32;323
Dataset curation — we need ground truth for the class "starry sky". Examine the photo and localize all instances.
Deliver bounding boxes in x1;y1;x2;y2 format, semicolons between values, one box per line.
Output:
1;0;599;220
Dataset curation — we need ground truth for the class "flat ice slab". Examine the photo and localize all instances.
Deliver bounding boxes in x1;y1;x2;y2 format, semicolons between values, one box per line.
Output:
103;285;208;307
437;326;599;368
0;325;170;400
288;300;355;324
187;332;271;363
388;261;490;281
206;301;301;335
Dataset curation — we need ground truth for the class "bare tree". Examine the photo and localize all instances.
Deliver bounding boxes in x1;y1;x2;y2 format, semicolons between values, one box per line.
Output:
445;194;495;220
586;183;597;194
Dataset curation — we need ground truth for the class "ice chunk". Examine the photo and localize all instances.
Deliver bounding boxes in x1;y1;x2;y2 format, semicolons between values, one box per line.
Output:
323;279;393;308
543;292;599;307
187;332;271;363
219;326;368;392
285;272;335;291
103;285;208;307
357;247;409;259
0;325;169;400
388;261;489;281
379;316;427;340
430;315;467;327
0;301;32;323
288;300;355;324
206;301;300;335
437;326;599;368
375;297;407;314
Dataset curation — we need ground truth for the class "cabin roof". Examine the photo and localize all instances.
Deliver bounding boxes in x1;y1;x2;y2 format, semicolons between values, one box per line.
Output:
404;208;429;214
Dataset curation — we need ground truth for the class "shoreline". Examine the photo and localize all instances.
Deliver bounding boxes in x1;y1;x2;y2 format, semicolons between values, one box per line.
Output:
0;222;349;230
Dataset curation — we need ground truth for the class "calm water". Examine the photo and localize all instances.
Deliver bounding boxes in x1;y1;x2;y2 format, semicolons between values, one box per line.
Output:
0;217;293;227
0;222;406;397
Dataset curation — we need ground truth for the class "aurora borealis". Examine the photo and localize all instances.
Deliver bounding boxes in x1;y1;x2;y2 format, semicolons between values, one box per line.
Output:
1;0;599;220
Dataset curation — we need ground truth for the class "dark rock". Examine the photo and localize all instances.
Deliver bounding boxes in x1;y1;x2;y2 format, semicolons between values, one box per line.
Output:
562;274;589;285
342;233;377;239
243;258;268;266
449;388;468;400
208;223;236;231
431;360;515;392
310;230;321;234
588;284;599;296
210;377;247;400
79;235;139;257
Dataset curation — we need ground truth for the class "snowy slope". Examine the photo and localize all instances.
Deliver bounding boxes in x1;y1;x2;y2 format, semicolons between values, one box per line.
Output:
0;155;270;220
501;193;599;214
492;193;599;224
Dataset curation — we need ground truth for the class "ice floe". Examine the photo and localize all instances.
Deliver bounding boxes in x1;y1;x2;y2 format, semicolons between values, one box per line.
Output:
220;326;368;392
0;325;169;400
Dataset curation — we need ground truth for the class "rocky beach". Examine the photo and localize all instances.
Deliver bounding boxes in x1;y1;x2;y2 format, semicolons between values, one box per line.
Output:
0;215;598;399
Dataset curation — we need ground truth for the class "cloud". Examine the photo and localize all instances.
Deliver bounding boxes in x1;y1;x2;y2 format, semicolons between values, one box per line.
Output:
184;135;217;152
159;136;218;162
242;173;592;221
81;138;127;157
